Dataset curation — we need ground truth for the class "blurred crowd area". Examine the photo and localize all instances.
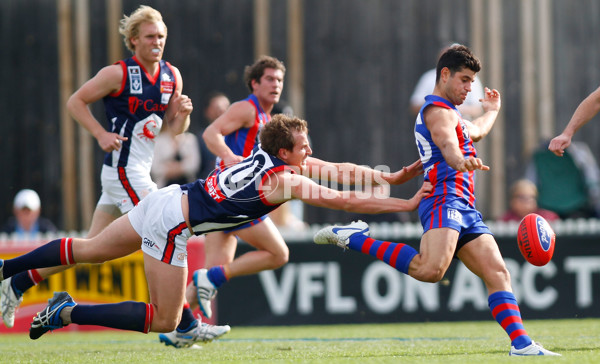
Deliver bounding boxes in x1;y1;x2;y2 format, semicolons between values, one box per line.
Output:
3;0;600;230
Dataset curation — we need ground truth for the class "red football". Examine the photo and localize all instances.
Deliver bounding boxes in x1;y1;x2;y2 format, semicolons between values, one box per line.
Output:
517;213;556;266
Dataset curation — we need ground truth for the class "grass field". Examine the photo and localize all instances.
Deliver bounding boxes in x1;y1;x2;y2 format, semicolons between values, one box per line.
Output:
1;319;597;363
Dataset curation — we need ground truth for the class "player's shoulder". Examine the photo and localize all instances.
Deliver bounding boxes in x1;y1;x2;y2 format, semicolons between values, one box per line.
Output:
228;100;257;122
423;102;458;123
97;63;125;80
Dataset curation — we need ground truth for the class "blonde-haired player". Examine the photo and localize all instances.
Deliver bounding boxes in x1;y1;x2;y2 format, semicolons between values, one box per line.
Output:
1;5;229;348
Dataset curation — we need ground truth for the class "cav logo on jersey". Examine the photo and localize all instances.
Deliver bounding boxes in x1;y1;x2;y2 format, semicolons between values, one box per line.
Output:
128;66;143;94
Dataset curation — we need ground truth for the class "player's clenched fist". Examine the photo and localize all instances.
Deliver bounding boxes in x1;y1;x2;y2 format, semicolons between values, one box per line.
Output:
171;90;193;117
457;156;489;172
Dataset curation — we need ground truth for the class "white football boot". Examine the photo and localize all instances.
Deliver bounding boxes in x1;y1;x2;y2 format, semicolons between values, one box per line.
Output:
313;220;370;249
193;269;217;319
509;341;561;356
1;277;23;328
159;318;231;348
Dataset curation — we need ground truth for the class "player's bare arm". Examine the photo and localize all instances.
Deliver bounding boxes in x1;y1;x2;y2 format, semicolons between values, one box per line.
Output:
425;106;489;172
66;64;128;152
301;157;421;186
467;87;501;141
202;101;256;165
383;159;424;185
264;171;432;213
549;86;600;156
163;66;192;135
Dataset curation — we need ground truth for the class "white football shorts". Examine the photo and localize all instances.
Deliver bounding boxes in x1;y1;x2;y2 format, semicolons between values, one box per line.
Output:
128;184;192;268
98;165;157;214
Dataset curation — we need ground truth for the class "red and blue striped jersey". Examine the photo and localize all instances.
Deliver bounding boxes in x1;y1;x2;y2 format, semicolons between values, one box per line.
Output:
414;95;478;208
218;94;270;168
102;56;176;171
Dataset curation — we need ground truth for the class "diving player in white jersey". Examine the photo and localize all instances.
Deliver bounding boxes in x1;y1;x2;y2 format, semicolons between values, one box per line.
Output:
0;114;431;339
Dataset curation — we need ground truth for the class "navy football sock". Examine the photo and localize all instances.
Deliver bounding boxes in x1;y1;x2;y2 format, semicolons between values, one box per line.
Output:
11;271;38;297
176;304;197;331
3;239;72;278
71;301;152;333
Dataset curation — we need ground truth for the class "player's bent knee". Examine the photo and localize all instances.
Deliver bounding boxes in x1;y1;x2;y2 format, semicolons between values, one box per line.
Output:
273;249;289;268
412;268;445;283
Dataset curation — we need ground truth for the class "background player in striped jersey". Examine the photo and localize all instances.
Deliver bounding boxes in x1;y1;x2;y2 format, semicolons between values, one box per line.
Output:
187;56;424;326
0;114;431;340
0;5;229;346
315;44;560;356
189;56;288;320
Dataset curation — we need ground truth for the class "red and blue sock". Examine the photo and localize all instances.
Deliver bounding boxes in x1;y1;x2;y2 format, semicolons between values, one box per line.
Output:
207;265;228;288
489;291;532;349
347;234;418;274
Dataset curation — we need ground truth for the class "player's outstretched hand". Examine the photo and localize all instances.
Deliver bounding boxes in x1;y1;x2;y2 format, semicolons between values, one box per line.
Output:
480;87;501;112
548;134;571;157
457;157;489;172
406;181;433;211
388;159;424;185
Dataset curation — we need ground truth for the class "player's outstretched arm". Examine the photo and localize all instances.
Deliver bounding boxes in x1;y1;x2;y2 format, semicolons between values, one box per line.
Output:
549;86;600;157
383;159;424;185
266;172;432;214
302;157;420;187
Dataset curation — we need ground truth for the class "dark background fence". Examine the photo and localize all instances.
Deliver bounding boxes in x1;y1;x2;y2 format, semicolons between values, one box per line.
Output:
2;0;600;230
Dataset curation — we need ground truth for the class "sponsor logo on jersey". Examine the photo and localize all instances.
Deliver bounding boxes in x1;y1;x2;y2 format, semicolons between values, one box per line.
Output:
128;66;143;94
128;96;169;114
138;119;160;141
205;174;226;202
177;252;187;262
160;81;174;94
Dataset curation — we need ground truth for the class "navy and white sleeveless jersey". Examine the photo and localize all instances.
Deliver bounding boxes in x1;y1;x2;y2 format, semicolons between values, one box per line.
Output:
414;95;478;208
217;94;271;168
182;146;293;234
103;56;176;173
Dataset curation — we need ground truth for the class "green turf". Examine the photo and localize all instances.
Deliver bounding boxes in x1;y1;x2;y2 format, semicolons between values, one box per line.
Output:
1;319;597;363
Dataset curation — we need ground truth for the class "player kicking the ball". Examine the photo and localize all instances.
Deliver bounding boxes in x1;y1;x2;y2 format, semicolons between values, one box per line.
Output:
314;45;560;357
